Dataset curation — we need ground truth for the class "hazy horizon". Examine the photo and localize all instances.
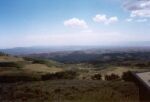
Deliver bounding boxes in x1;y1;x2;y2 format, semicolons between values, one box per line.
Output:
2;43;150;50
0;0;150;48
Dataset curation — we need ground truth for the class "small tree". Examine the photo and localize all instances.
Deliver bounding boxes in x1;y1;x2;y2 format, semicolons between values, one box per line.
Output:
122;71;134;81
105;73;120;81
42;70;78;80
91;73;102;80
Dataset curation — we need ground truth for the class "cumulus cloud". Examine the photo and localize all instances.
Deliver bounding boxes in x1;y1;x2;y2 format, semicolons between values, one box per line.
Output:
124;0;150;18
64;18;88;29
93;14;118;25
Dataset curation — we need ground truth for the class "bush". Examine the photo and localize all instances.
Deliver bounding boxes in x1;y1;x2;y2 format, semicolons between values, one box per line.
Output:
135;63;147;67
23;57;35;61
0;62;23;68
91;73;102;80
0;75;39;83
32;59;47;64
122;71;134;82
32;58;59;67
105;74;120;81
42;70;77;80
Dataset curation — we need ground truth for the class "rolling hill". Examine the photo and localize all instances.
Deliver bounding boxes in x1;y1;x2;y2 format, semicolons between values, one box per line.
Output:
0;50;148;102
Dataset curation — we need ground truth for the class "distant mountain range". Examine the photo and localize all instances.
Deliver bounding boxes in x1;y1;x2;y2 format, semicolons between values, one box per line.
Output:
1;46;150;55
1;46;150;64
0;46;99;55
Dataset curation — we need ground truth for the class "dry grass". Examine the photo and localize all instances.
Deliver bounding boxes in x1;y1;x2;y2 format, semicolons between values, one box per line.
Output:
0;80;139;102
75;66;150;80
0;56;24;62
22;64;63;73
0;55;63;77
100;66;149;76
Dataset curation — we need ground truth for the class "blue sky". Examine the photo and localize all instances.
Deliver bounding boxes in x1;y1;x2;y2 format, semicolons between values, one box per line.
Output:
0;0;150;48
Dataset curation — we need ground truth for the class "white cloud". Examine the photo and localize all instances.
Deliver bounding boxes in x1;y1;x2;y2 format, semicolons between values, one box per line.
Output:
93;15;107;23
109;17;118;23
131;10;150;18
64;18;88;29
93;14;118;25
124;0;150;18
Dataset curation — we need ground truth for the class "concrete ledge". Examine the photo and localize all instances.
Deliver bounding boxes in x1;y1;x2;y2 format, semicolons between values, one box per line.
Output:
131;71;150;102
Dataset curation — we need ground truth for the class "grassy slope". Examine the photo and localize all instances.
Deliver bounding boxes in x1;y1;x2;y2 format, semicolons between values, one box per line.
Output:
0;55;63;74
0;80;139;102
22;63;63;74
0;54;140;102
0;55;24;62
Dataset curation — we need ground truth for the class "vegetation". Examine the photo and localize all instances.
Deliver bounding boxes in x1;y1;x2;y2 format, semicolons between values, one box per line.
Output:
27;51;150;65
0;51;148;102
42;70;77;80
122;71;135;82
105;74;120;81
0;62;24;68
28;58;62;67
0;74;39;83
0;80;139;102
91;73;102;80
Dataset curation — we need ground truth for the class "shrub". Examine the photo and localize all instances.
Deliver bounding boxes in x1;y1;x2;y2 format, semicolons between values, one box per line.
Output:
23;57;35;61
135;63;147;67
0;75;39;83
0;62;23;68
105;74;120;81
122;71;134;82
91;73;102;80
32;59;46;64
42;70;77;80
32;58;59;67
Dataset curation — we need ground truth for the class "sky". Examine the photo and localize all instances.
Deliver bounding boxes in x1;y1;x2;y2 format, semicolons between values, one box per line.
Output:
0;0;150;48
